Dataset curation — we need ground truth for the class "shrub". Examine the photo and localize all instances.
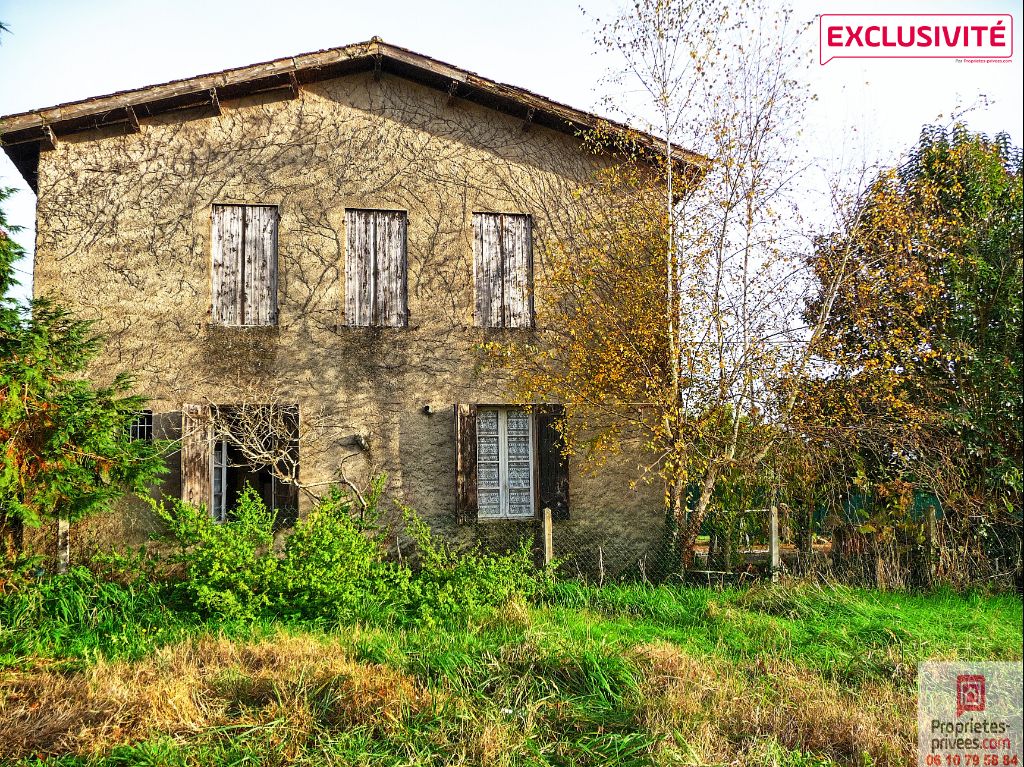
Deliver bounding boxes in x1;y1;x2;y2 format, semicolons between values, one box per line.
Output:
86;546;171;587
154;486;279;619
276;482;409;622
401;507;543;625
151;479;545;627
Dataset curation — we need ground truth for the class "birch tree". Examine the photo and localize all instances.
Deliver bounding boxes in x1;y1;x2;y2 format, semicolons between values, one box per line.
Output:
496;0;870;568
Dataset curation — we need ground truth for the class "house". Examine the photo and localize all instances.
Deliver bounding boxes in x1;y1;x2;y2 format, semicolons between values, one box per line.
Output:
1;40;699;572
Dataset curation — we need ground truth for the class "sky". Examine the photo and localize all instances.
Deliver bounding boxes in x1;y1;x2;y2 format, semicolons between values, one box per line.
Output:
1;0;1021;304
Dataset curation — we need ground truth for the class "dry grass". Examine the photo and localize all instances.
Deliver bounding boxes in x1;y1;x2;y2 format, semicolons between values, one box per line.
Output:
634;641;915;766
0;629;927;765
0;631;429;760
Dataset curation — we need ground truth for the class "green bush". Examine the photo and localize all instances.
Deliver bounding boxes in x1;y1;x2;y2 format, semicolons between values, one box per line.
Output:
154;486;279;619
402;507;543;625
275;482;410;622
151;479;544;627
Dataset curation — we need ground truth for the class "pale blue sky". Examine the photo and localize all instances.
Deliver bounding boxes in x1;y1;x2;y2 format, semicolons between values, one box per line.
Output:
2;0;1021;303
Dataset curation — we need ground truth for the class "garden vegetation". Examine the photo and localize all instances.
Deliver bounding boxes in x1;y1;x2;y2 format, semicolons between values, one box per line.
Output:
1;484;1021;766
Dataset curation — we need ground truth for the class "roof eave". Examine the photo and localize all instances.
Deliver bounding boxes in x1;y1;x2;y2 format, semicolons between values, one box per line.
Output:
1;39;705;193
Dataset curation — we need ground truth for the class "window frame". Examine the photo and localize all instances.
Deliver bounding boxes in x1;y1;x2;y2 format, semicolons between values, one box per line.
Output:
211;438;230;523
475;406;536;521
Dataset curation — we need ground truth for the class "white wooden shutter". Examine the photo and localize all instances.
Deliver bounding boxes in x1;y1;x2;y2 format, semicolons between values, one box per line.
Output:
242;206;278;326
345;209;374;326
212;204;277;326
374;211;408;327
502;215;533;328
473;213;503;328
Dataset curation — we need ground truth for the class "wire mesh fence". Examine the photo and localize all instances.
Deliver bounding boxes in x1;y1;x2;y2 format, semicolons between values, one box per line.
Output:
444;510;1021;590
454;513;785;586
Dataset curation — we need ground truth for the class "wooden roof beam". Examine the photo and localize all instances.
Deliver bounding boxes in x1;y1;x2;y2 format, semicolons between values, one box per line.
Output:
521;106;535;132
209;88;221;115
288;72;301;99
40;125;57;151
125;105;140;133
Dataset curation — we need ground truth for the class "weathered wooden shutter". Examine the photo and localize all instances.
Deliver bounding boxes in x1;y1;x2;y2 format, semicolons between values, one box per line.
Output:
180;403;212;510
345;209;408;327
502;215;533;328
536;405;569;520
473;213;504;327
345;209;374;326
211;205;243;325
242;206;279;325
212;204;278;326
374;211;408;326
454;404;478;523
473;213;533;328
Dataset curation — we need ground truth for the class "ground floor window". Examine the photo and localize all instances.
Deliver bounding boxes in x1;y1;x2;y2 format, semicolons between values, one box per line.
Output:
181;402;299;524
210;437;297;523
128;410;153;441
456;403;569;524
476;406;535;520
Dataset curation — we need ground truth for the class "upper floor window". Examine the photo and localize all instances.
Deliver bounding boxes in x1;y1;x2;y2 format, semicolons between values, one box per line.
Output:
345;209;408;327
211;204;279;326
473;212;533;328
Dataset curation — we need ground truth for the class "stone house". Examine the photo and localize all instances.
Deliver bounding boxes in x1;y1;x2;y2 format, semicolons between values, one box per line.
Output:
1;40;699;572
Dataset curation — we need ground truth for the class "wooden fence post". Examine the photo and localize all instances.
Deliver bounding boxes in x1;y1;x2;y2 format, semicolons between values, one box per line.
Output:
925;506;937;586
769;505;780;583
56;515;70;573
542;507;553;567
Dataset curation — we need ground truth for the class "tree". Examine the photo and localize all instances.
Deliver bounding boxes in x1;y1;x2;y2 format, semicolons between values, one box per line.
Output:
494;0;844;570
803;126;1022;583
1;186;166;565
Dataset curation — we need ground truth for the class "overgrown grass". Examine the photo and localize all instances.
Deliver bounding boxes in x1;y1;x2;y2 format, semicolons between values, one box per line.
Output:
0;565;278;671
541;580;1023;683
1;571;1020;766
2;487;1019;765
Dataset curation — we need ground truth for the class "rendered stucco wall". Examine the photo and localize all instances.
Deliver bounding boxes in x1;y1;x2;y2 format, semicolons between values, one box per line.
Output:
33;71;665;574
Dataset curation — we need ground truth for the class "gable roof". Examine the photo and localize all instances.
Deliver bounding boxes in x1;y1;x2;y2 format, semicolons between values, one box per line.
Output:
0;38;703;192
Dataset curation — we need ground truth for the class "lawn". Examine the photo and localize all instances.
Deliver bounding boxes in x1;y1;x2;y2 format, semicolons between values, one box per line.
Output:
1;575;1020;767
